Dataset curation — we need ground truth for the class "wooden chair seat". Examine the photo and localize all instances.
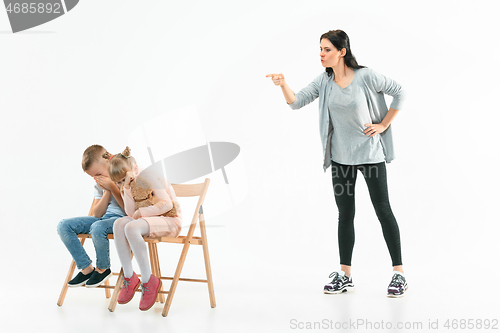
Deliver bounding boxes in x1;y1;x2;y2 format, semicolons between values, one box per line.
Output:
77;233;204;245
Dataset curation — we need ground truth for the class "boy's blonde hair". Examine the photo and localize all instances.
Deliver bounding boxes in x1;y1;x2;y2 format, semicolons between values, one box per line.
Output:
103;146;137;182
82;145;106;171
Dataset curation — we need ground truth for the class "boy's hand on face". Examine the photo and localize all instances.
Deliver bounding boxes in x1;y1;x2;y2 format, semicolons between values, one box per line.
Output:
94;175;114;191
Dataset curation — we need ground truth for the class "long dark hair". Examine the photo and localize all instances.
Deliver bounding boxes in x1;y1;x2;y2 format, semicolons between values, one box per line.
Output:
320;30;365;77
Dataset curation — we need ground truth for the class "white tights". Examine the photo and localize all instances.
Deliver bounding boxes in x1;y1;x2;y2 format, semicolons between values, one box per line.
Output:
113;217;152;283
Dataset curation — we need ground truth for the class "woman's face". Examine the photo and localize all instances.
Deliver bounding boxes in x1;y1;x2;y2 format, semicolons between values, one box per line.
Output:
320;38;345;68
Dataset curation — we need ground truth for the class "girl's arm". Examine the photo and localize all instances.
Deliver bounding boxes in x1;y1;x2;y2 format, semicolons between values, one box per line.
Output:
138;188;173;217
122;170;141;218
135;173;173;218
120;170;139;217
122;187;139;217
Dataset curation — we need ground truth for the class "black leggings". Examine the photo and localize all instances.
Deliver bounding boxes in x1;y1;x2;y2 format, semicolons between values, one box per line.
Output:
331;160;402;266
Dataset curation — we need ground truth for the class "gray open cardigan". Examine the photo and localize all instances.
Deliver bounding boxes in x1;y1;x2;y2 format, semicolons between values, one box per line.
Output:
288;68;406;172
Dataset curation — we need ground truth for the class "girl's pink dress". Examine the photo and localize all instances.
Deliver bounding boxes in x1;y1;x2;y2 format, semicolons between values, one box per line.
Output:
122;169;182;238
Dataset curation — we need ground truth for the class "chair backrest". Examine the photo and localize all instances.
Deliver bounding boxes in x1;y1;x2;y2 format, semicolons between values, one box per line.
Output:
171;179;210;236
171;182;208;198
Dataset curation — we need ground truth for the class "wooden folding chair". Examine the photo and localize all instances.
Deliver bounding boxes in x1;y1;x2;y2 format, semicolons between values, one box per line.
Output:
106;178;215;317
58;178;215;317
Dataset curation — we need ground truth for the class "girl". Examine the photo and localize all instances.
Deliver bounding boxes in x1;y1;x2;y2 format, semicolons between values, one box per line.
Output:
266;30;408;297
104;147;183;310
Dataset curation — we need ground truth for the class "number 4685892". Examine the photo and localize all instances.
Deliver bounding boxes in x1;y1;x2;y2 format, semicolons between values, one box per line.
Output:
5;2;61;14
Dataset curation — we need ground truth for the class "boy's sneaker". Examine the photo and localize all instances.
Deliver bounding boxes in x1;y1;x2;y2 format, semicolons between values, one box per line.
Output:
324;271;354;294
139;274;162;311
85;268;112;288
67;268;94;287
387;272;408;298
118;272;141;304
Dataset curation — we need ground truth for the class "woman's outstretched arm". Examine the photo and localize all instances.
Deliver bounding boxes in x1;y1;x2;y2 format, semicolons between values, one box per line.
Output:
266;73;296;104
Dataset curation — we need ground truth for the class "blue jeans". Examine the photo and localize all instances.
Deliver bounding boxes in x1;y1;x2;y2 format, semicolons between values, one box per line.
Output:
57;213;122;270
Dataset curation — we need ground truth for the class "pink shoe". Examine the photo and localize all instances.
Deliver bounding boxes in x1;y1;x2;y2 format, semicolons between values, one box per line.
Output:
117;272;140;304
139;274;161;311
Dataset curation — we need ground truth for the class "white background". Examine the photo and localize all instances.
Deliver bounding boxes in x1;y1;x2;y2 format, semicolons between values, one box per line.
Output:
1;0;499;332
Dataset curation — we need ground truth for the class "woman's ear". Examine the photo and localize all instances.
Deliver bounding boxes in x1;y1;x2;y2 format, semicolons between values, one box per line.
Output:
134;164;139;175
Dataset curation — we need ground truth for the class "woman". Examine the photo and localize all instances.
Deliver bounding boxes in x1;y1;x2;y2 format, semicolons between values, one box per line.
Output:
266;29;407;297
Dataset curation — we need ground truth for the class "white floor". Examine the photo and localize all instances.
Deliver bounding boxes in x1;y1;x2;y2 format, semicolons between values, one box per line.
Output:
3;182;499;333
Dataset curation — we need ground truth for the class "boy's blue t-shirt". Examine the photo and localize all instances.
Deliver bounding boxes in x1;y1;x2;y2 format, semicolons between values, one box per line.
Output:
93;183;125;217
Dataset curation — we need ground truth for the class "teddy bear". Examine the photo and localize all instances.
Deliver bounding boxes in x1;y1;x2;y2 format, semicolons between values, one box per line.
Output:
122;175;178;217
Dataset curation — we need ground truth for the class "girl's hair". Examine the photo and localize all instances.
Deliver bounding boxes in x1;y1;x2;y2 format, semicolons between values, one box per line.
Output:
320;29;365;77
103;146;137;182
82;144;105;171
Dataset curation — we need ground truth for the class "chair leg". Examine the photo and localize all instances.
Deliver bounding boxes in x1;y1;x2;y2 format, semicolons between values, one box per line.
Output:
200;219;216;308
57;237;86;306
104;279;111;298
162;241;191;317
152;243;165;303
108;267;124;312
147;243;160;303
57;259;76;306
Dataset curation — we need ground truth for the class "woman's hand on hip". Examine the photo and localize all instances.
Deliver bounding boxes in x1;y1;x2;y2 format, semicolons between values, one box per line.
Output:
265;73;286;86
364;123;388;137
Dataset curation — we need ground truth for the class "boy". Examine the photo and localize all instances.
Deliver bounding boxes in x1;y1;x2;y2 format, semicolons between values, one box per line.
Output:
57;145;125;287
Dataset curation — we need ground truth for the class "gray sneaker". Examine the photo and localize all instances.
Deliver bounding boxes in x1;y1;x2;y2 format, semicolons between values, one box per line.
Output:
324;271;354;294
387;272;408;297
